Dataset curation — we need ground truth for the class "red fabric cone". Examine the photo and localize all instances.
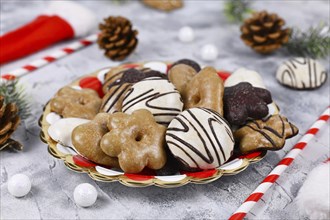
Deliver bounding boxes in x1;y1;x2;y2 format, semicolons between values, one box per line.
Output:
0;1;96;65
0;15;74;65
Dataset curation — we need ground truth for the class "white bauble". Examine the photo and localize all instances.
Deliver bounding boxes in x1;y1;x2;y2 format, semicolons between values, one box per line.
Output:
8;174;32;198
178;26;194;43
73;183;98;207
201;44;218;61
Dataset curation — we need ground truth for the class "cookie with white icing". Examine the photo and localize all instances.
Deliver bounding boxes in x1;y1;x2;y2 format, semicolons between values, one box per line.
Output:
166;107;234;170
101;68;167;113
276;57;327;90
122;78;183;125
225;68;265;88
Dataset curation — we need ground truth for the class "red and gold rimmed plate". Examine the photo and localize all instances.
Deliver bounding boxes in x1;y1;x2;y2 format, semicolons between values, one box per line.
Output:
39;61;273;188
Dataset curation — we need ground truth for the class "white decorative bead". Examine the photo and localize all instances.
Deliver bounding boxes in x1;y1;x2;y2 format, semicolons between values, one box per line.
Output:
73;183;97;207
143;61;168;73
201;44;218;61
178;26;194;43
7;174;31;198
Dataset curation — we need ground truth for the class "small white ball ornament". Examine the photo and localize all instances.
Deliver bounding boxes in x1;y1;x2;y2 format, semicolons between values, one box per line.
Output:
178;26;194;43
8;174;31;198
201;44;218;61
73;183;98;207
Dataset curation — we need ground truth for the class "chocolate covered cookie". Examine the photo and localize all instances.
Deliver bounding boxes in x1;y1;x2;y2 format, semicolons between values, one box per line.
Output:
171;59;201;72
224;82;272;125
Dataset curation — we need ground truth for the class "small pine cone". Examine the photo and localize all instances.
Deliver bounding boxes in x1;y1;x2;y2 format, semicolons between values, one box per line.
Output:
240;11;291;54
0;95;21;150
142;0;183;12
98;16;138;61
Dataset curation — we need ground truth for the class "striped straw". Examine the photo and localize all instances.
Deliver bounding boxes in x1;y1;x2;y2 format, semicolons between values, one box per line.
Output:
229;106;330;220
1;34;98;80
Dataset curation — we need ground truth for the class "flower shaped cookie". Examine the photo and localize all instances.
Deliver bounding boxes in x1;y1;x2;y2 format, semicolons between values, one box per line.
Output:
50;87;101;119
100;109;167;173
72;113;119;167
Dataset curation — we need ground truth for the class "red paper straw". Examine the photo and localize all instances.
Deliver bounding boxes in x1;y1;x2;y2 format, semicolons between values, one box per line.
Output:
229;106;330;220
1;34;98;80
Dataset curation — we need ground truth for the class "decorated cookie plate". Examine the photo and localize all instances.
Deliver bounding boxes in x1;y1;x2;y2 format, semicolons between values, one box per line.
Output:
40;61;275;188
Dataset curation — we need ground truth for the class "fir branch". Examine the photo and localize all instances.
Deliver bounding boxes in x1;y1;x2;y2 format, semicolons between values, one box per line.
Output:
224;0;253;23
285;23;330;59
111;0;129;4
0;80;30;120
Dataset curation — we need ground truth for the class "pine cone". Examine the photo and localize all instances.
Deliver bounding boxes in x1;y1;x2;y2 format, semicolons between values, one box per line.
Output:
98;16;138;61
0;95;22;151
240;11;291;54
142;0;183;12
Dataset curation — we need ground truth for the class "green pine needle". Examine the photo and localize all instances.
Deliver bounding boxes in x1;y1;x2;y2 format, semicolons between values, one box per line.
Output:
0;80;30;120
285;23;330;59
224;0;253;23
111;0;129;4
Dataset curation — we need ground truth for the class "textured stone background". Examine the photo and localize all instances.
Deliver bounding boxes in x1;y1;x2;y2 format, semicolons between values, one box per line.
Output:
1;0;329;219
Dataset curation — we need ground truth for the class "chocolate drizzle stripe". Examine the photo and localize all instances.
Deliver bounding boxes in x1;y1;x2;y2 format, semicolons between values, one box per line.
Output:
263;126;282;138
122;87;134;103
104;72;123;89
166;133;213;164
313;61;318;86
308;58;312;87
284;62;297;88
166;140;200;168
287;118;297;137
208;118;227;162
122;92;159;112
153;113;181;116
246;124;277;148
280;116;285;137
200;108;234;142
167;113;215;164
186;110;221;165
167;117;189;132
145;91;182;112
180;113;216;163
103;84;131;113
122;88;154;110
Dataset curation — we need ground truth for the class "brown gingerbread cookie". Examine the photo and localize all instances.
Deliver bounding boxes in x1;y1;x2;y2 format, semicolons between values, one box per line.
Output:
50;86;101;120
71;113;119;167
234;114;299;154
100;109;167;173
168;64;197;94
183;66;224;115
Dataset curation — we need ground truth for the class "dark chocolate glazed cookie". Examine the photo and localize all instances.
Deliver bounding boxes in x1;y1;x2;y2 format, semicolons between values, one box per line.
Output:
171;59;201;72
224;82;272;125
